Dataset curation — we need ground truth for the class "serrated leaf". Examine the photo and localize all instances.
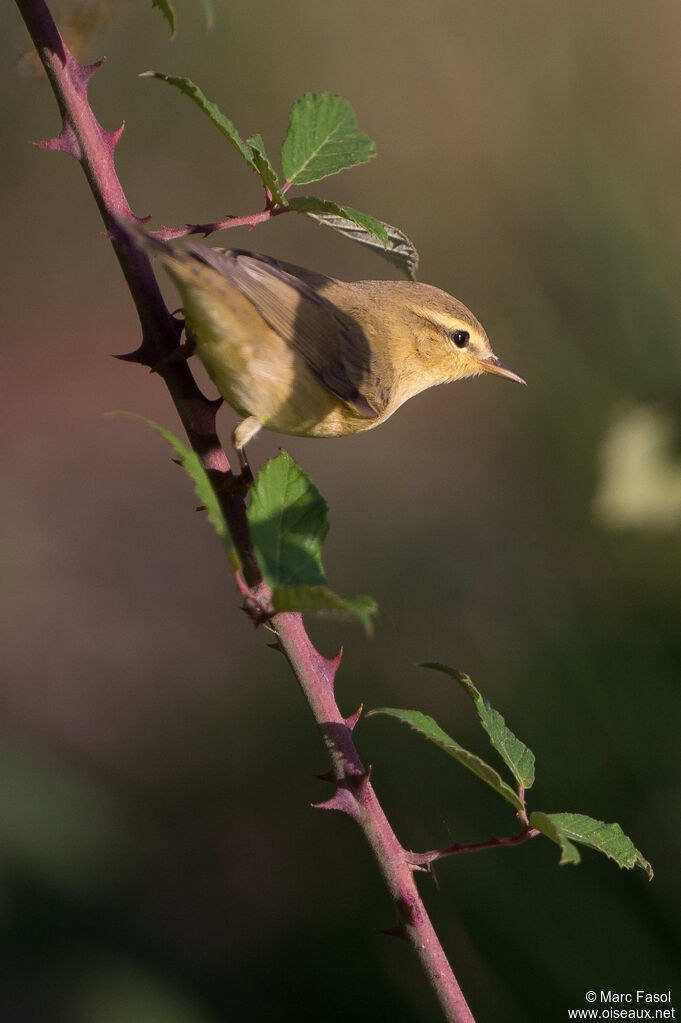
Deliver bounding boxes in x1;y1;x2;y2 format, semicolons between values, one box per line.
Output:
281;93;376;186
247;133;285;205
421;663;535;789
305;211;419;279
247;451;328;587
247;452;376;625
530;812;581;865
531;811;653;877
272;585;377;631
151;0;176;36
287;196;388;248
121;414;239;569
368;708;524;812
141;73;257;171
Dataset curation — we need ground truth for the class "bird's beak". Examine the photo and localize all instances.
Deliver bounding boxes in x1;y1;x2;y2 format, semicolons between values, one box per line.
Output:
474;355;526;386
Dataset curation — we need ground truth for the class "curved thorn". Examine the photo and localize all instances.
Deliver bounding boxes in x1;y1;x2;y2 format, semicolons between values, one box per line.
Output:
345;704;363;731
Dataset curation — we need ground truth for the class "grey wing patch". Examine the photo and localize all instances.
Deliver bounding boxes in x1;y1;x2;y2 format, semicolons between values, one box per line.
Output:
185;245;334;290
187;246;389;418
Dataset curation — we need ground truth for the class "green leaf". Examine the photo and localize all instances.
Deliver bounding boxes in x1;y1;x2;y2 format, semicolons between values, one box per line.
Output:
121;415;239;569
272;585;377;631
151;0;212;33
287;196;389;248
142;78;284;199
530;812;581;865
247;133;286;205
247;452;376;629
368;708;525;812
281;93;376;186
421;663;535;789
151;0;176;36
303;210;420;280
140;73;257;171
247;451;328;587
531;811;653;877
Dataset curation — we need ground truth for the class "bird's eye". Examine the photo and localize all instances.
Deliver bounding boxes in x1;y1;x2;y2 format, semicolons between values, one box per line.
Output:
451;329;470;348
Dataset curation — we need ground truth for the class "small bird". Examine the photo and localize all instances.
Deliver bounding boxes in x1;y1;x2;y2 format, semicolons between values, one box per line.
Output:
117;219;525;469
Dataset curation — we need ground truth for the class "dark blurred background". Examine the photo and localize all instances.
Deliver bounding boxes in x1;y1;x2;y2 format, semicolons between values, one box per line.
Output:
3;1;681;1020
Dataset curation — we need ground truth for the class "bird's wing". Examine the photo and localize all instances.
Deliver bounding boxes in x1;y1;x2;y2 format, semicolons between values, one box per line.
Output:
186;246;391;418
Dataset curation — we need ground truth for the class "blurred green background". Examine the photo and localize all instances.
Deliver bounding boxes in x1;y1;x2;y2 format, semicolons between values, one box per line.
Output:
3;1;681;1019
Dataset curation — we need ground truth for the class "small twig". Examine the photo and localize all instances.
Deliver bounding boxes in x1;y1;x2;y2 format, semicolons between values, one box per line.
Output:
408;827;540;867
145;177;294;241
155;204;290;240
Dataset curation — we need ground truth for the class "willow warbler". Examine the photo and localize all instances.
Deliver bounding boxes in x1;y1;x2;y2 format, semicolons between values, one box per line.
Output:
117;219;524;463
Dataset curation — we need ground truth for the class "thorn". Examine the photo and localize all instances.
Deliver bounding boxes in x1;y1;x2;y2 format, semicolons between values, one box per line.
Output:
114;327;176;369
349;765;372;798
34;122;81;159
379;924;408;941
104;123;125;150
113;346;149;365
265;641;283;653
311;787;358;820
80;58;105;85
344;704;363;732
330;647;343;670
315;770;335;784
312;647;343;691
395;897;417;927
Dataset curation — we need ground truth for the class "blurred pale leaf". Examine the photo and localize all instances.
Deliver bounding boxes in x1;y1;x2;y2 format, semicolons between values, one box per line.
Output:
150;0;213;35
594;403;681;530
200;0;215;30
151;0;175;36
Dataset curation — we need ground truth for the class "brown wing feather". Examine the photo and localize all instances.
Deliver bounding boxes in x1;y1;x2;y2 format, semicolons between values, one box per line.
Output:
185;245;388;418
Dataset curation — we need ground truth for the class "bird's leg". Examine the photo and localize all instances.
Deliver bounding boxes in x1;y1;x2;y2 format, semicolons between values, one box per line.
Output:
229;416;263;491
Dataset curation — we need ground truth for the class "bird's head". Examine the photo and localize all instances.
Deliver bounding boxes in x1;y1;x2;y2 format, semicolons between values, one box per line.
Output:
402;283;526;388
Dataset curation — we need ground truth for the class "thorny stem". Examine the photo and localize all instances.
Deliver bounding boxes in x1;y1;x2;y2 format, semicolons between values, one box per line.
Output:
15;3;476;1019
274;614;475;1023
